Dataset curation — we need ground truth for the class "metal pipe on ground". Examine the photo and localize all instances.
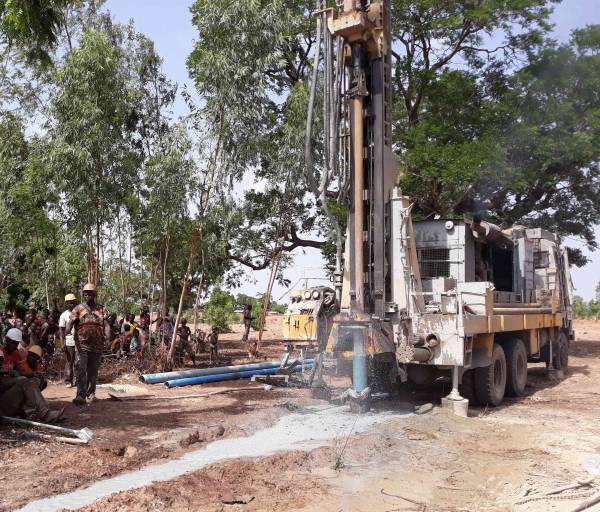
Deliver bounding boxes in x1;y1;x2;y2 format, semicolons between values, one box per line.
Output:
493;303;542;308
143;360;315;385
141;361;283;384
164;364;314;388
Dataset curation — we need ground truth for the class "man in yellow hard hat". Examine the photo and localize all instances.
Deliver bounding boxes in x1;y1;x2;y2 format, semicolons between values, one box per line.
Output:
67;283;106;405
59;293;78;387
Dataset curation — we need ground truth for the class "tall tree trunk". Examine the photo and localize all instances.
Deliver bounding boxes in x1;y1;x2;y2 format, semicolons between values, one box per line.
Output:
117;216;127;314
148;260;156;336
166;108;224;368
160;233;170;347
95;219;101;287
43;262;51;311
166;226;201;367
127;224;132;302
257;248;282;349
192;248;206;335
139;241;144;308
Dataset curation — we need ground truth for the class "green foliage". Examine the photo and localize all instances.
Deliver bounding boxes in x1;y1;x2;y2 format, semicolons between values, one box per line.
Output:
397;22;600;263
572;295;600;320
0;0;76;63
187;0;325;280
47;28;138;236
202;286;236;333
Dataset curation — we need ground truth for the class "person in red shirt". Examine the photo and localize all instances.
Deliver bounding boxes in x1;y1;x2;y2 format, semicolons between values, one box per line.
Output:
16;345;47;391
2;329;23;370
67;283;106;405
139;307;151;336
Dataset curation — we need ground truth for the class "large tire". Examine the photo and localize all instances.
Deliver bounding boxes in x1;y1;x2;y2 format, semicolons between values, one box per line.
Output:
541;330;570;371
554;331;569;371
505;339;528;397
474;343;506;407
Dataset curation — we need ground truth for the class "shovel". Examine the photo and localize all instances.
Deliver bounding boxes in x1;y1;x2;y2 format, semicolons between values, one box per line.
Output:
1;416;94;442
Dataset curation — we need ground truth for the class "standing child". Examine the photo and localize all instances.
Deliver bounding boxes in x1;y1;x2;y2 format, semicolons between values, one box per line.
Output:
208;326;218;364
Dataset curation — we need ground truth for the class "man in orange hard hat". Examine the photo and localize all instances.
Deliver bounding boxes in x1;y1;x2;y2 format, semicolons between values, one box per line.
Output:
59;293;78;387
67;283;106;405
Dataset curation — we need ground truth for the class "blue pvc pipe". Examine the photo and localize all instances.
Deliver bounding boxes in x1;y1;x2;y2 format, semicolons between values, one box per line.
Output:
164;363;314;388
142;359;315;384
141;361;282;384
352;330;368;393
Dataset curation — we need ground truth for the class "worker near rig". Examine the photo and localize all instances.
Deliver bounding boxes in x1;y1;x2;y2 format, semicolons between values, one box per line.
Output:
67;283;106;405
59;293;78;388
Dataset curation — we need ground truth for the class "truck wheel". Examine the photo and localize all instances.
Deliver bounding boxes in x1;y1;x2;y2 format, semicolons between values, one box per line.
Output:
504;339;528;397
554;331;569;371
474;343;506;407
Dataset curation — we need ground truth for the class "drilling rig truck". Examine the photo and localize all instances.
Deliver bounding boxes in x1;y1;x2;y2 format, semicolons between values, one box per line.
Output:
289;0;575;414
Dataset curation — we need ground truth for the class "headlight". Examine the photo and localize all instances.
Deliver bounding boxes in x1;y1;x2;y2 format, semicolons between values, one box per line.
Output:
304;291;311;300
312;290;320;299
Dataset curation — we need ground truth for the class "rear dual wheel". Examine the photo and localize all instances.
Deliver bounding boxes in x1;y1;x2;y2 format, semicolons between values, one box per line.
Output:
504;339;528;397
541;330;569;371
474;343;506;407
554;331;569;371
472;340;529;406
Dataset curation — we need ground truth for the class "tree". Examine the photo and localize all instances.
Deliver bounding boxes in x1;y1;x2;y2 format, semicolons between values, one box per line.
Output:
187;0;326;277
0;0;76;63
400;25;600;263
487;28;600;253
46;28;139;285
187;0;599;276
202;286;236;333
391;0;556;128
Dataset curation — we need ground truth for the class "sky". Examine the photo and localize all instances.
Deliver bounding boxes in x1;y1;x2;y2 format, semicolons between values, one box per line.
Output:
105;0;600;302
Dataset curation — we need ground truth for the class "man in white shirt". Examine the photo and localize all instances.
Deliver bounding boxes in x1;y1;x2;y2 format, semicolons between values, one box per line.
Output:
59;293;78;387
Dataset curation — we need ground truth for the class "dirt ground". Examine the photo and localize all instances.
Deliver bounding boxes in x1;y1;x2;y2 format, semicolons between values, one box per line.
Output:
3;318;600;512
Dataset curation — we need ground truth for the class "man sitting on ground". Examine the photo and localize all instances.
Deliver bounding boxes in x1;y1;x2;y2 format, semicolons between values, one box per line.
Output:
16;345;47;392
0;371;63;423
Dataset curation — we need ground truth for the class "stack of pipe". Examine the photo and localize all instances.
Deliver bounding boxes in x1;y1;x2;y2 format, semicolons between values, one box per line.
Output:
492;302;552;315
140;359;314;389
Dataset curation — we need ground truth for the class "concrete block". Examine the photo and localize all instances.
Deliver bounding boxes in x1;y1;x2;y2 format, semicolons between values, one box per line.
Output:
441;397;469;417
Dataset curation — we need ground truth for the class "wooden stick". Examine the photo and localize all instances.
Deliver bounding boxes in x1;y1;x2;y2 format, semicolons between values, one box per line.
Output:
546;478;593;496
380;488;423;506
23;432;89;445
569;491;600;512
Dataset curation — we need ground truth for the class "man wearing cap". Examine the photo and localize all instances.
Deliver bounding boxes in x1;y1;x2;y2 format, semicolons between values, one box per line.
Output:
59;294;78;387
67;283;106;405
2;329;23;370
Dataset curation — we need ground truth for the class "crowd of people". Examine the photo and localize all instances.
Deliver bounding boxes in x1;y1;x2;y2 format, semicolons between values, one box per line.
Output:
0;282;229;424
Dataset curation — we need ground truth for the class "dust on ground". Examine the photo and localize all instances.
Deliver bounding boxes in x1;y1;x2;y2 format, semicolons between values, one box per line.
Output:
4;318;600;512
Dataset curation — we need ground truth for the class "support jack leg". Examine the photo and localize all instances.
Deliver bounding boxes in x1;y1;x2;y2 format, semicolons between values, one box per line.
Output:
441;366;469;417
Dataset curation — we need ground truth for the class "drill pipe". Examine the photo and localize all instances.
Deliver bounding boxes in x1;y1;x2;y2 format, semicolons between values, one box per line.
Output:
164;364;314;388
141;361;314;385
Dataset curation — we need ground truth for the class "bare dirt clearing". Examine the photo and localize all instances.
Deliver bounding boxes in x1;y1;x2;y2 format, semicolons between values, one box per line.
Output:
3;318;600;512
